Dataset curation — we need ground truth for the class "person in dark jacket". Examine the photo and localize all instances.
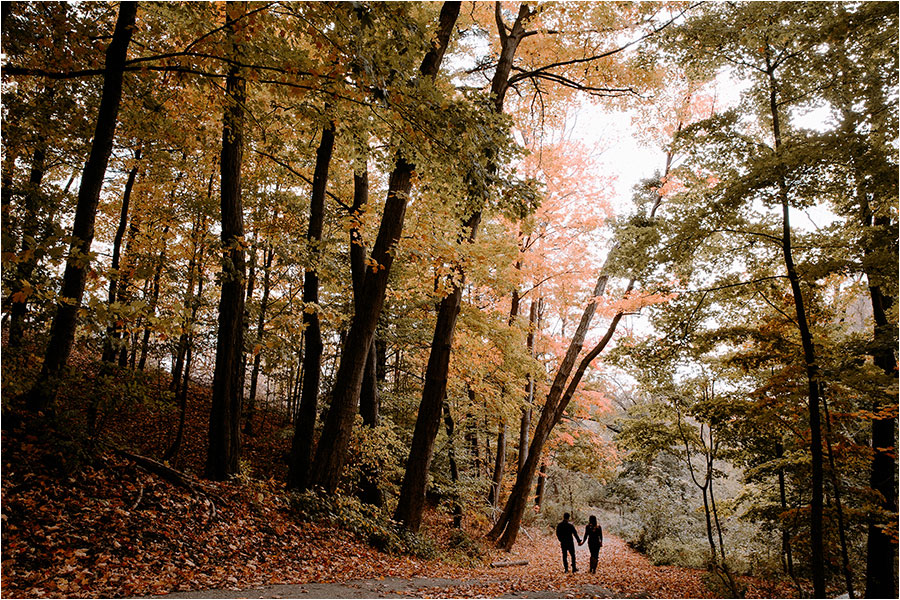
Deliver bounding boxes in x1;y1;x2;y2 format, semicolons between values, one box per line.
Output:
579;515;603;573
555;512;582;572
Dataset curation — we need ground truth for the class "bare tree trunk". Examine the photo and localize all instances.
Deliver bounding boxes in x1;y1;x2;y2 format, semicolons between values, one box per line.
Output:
821;388;855;598
102;145;142;363
442;401;464;527
519;298;538;471
394;211;479;529
170;211;203;390
8;144;47;348
245;237;275;436
488;421;507;506
25;1;137;411
765;58;825;597
206;2;247;480
137;225;168;371
164;269;203;465
308;1;461;494
534;462;546;507
287;119;336;489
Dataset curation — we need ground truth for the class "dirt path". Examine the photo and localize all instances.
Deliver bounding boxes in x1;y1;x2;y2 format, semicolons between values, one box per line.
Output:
158;534;722;599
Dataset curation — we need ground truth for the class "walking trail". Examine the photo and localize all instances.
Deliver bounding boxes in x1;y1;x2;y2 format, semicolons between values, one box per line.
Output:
161;532;786;599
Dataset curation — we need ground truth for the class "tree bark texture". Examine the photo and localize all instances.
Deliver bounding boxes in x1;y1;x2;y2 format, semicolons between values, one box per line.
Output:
308;1;461;494
350;167;381;428
206;3;247;480
26;1;137;412
288;120;335;490
393;211;480;530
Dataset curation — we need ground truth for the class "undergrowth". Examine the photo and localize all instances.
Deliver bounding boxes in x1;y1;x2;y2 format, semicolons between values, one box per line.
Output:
290;490;438;559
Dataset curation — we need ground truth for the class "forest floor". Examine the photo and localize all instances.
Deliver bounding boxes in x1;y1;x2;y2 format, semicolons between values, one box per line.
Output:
1;352;799;599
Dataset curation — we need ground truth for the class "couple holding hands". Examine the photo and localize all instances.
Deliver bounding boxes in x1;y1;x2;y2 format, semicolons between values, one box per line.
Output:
555;512;603;573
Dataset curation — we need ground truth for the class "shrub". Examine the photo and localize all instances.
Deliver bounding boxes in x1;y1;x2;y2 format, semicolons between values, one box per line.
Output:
291;490;437;559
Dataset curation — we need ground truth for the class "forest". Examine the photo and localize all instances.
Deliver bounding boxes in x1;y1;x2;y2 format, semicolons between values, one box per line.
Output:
1;1;897;598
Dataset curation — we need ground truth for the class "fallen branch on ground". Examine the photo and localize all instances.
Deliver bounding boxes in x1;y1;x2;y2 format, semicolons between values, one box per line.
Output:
490;559;529;568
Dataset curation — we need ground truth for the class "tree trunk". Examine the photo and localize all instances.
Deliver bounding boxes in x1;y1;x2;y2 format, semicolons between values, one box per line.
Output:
8;144;47;348
392;0;532;531
349;165;384;505
287;120;336;489
765;59;825;597
164;269;203;465
821;389;855;598
308;1;461;494
519;298;538;471
857;169;898;600
102;145;142;363
488;421;507;506
245;238;275;436
393;211;480;530
775;441;797;580
206;2;247;480
137;225;168;371
170;212;204;391
442;402;464;527
490;272;630;549
350;166;381;429
534;462;546;507
25;1;137;412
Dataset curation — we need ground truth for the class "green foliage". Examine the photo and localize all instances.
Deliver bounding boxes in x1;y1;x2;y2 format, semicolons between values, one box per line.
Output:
290;491;436;559
443;529;486;567
341;417;406;498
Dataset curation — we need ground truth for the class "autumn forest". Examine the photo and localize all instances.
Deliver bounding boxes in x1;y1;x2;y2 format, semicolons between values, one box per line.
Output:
1;1;897;598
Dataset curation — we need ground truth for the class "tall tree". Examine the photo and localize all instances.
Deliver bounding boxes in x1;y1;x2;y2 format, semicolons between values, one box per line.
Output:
307;1;462;494
393;1;534;533
287;119;336;490
25;1;138;412
206;1;247;480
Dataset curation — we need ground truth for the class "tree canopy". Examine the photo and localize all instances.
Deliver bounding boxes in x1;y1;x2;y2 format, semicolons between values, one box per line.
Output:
2;2;896;598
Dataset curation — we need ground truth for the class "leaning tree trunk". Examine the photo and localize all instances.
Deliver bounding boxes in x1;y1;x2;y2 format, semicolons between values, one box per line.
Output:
490;267;630;549
25;1;137;412
308;1;461;494
392;1;532;531
287;119;335;490
393;210;480;530
206;2;247;481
